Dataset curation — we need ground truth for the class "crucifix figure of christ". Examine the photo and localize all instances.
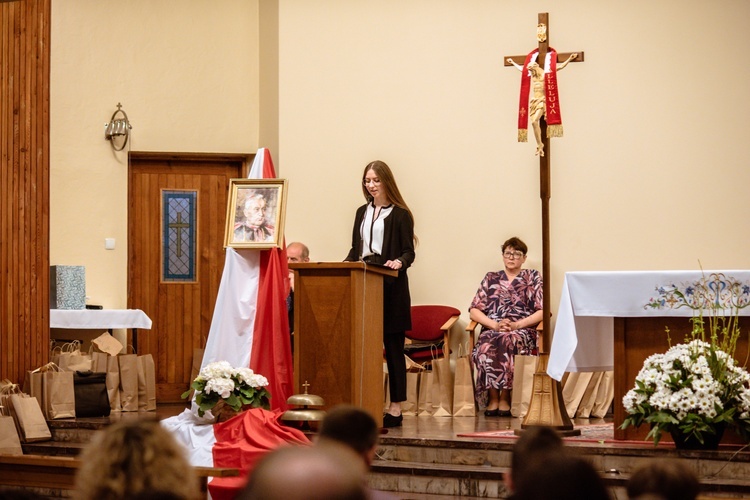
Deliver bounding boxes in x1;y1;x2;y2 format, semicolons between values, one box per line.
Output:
507;52;578;157
505;12;584;434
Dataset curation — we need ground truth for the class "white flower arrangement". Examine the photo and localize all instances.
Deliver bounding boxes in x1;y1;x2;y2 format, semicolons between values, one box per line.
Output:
182;361;271;419
623;272;750;445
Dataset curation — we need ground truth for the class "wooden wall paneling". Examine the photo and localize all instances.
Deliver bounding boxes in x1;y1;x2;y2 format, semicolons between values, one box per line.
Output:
0;0;50;385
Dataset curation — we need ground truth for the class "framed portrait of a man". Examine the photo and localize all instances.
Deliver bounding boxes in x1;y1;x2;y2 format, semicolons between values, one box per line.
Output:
224;178;288;249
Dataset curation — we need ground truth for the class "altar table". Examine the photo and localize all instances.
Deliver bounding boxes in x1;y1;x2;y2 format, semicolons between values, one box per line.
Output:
547;270;750;381
548;270;750;440
50;309;152;352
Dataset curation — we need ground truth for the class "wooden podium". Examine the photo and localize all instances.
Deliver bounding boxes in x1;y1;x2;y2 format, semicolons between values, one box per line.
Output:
288;262;397;426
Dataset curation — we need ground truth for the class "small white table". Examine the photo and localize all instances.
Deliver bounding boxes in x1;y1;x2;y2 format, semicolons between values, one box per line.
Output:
548;270;750;380
50;309;152;352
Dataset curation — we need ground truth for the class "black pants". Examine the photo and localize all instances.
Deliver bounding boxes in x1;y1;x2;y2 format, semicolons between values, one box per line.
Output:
384;330;406;403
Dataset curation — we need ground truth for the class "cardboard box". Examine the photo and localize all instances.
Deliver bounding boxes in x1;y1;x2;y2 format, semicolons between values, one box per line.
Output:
50;266;86;309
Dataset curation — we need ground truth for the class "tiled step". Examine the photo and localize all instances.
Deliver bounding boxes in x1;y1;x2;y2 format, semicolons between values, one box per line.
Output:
369;460;509;498
373;436;750;498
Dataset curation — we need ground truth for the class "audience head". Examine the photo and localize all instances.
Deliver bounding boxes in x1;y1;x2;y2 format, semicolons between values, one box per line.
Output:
75;419;198;500
317;405;379;467
509;426;564;491
502;236;528;256
239;443;367;500
512;452;610;500
627;459;700;500
286;242;310;263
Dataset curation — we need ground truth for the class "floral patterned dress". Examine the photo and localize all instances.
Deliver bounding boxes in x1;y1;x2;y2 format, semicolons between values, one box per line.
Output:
470;268;543;408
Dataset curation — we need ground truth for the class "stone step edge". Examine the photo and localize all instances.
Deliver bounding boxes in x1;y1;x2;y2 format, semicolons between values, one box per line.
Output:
372;460;750;494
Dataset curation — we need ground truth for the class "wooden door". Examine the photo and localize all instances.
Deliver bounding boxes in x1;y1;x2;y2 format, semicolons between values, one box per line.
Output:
128;152;251;402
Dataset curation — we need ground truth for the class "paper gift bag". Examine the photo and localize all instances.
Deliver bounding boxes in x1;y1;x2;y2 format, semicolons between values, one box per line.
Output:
91;351;121;411
22;369;44;407
9;394;51;442
452;344;476;417
591;371;615;418
137;354;157;411
562;371;594;418
73;371;111;417
575;371;604;418
92;332;124;356
510;355;537;418
118;353;139;411
0;416;23;455
417;370;434;416
431;354;453;417
58;341;92;372
42;365;76;419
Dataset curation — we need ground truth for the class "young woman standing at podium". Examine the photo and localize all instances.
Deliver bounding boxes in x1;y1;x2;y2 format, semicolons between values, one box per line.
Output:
345;160;416;428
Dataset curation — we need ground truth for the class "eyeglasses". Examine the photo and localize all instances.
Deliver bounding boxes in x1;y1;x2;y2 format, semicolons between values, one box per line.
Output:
363;178;381;186
503;251;525;260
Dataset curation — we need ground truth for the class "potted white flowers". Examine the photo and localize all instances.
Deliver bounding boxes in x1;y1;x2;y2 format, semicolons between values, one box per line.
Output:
622;273;750;448
182;361;271;422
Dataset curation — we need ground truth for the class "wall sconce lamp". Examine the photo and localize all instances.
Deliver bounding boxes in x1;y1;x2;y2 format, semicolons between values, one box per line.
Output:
104;103;132;151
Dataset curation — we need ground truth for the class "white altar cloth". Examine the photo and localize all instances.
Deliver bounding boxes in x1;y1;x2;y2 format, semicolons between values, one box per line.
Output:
50;309;152;330
547;270;750;381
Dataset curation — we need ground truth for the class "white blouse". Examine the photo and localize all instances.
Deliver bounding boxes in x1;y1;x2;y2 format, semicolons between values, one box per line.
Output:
360;203;393;258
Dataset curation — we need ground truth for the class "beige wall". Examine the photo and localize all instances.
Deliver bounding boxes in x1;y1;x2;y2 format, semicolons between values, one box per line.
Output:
51;1;750;348
277;1;750;346
50;0;261;310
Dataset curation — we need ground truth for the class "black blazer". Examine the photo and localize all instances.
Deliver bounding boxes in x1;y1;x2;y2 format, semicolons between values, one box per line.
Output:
345;204;415;333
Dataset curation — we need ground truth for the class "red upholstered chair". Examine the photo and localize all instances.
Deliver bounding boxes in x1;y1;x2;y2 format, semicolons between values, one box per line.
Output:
403;305;461;366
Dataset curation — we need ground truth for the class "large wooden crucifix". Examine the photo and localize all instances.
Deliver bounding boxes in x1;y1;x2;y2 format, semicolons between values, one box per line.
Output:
505;12;584;433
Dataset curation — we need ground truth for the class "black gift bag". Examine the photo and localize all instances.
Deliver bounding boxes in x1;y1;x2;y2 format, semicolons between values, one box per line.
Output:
73;371;111;418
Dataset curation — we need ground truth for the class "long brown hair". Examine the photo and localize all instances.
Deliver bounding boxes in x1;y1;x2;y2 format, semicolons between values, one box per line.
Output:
360;160;418;244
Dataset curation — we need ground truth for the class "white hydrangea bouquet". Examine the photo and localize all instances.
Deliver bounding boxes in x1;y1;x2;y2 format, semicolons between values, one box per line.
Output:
182;361;271;421
622;272;750;446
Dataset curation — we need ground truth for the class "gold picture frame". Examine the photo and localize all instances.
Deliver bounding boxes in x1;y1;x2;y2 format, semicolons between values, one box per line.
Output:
224;178;288;249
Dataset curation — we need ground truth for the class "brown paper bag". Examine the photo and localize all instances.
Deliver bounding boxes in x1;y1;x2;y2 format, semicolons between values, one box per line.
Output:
0;416;23;454
417;370;434;416
591;371;615;418
575;371;604;418
118;352;139;411
0;380;22;418
137;354;157;411
510;355;537;418
452;344;476;417
50;345;63;366
91;351;121;411
22;369;44;407
431;354;453;417
42;365;76;419
58;341;92;372
92;332;124;356
9;394;51;442
562;371;594;418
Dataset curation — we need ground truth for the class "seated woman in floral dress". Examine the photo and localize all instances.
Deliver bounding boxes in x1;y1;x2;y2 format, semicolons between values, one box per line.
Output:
469;236;543;416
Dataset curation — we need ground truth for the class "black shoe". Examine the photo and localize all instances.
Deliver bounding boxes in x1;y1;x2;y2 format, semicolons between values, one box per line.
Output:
383;413;403;428
498;409;511;417
484;409;500;417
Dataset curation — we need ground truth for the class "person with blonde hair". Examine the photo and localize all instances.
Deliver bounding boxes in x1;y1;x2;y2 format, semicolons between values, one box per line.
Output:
75;419;199;500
